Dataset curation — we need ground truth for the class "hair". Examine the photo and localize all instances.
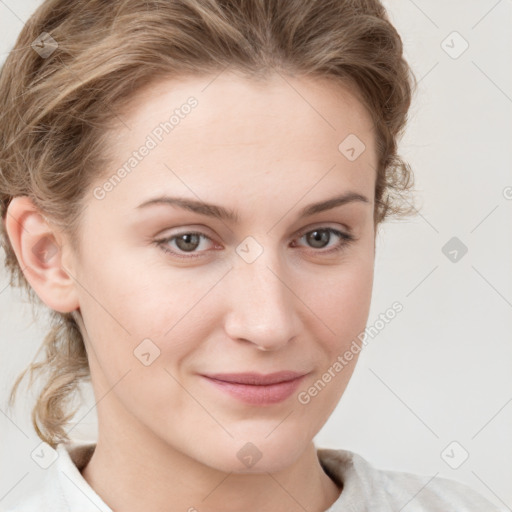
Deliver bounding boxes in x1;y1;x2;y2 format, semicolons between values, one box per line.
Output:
0;0;417;448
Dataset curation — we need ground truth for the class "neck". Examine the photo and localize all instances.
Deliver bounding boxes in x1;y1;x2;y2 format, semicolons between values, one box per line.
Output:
81;426;341;512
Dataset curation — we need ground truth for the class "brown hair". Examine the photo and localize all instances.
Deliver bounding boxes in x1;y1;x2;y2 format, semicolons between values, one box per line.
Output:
0;0;417;448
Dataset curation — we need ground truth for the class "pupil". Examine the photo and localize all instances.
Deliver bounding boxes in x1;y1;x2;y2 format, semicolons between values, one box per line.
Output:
176;233;200;252
308;230;329;248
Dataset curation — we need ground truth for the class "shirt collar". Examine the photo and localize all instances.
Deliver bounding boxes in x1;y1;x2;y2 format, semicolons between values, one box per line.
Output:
54;441;113;512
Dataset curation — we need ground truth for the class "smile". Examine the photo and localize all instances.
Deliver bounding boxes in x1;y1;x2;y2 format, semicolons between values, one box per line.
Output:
201;372;307;405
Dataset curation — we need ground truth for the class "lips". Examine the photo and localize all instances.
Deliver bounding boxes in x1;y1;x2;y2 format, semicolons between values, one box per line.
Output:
203;371;306;385
201;371;307;405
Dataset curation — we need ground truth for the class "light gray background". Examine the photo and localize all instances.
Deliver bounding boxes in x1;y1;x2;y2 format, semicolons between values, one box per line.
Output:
1;0;511;510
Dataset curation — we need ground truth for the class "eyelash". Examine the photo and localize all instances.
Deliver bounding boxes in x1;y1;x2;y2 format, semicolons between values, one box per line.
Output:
153;227;355;260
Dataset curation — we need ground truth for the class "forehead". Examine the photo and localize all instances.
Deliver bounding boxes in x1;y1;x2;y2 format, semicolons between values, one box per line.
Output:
111;70;375;153
98;71;377;206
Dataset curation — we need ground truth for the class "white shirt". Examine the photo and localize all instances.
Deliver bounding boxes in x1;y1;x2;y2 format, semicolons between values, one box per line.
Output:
2;441;505;511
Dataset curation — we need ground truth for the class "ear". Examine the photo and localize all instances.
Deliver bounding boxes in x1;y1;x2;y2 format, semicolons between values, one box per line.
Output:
4;196;80;313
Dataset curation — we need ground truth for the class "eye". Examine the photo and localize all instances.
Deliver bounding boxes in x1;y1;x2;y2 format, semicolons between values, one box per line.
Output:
154;231;216;259
293;227;355;254
154;226;355;260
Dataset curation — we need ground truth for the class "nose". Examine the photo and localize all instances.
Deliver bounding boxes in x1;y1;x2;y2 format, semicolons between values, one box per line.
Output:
223;248;301;351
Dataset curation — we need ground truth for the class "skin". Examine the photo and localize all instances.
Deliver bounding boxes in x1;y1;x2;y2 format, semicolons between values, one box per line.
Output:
6;71;378;512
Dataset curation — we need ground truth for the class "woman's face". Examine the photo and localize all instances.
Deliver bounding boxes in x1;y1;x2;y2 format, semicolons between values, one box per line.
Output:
68;71;377;473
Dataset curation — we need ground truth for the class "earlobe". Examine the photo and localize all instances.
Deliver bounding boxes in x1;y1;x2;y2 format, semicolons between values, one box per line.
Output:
4;196;80;313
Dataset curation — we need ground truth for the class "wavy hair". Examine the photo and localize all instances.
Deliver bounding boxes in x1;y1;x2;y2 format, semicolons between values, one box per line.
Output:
0;0;417;448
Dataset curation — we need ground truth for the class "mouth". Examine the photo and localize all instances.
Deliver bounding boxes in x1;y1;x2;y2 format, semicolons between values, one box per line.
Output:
200;371;308;405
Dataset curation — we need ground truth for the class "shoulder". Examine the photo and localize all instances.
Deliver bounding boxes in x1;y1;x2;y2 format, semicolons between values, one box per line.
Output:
1;468;64;512
1;443;73;511
2;441;110;512
317;448;505;512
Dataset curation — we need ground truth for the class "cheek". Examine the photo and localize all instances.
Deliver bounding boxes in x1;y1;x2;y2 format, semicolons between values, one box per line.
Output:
78;236;198;333
294;262;372;419
76;252;226;385
297;247;374;349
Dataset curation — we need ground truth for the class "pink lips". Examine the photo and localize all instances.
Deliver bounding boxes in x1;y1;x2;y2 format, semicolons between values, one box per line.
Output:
202;371;306;405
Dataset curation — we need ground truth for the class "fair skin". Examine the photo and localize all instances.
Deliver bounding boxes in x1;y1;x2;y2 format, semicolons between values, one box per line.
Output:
6;71;378;512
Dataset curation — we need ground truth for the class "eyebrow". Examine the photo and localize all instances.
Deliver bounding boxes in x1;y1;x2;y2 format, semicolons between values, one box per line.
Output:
136;191;370;223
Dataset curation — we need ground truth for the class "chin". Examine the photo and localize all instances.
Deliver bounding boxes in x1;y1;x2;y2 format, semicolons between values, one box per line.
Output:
195;430;311;475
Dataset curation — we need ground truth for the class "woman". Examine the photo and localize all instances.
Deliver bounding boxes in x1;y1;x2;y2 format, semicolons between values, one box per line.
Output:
0;0;502;510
